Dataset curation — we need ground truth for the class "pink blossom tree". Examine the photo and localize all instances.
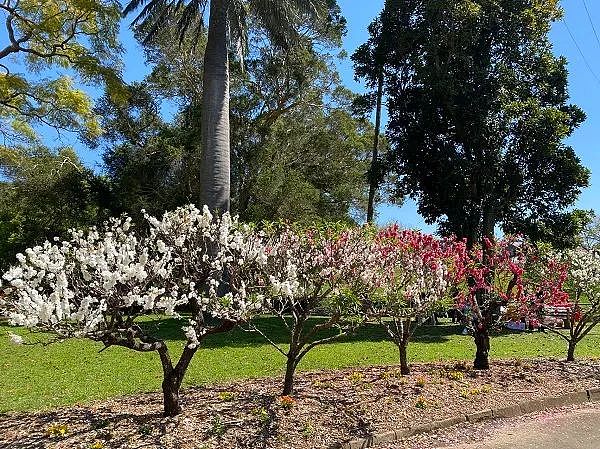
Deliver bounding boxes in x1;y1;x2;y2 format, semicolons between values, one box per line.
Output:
248;225;375;395
366;226;459;375
536;247;600;361
455;237;567;369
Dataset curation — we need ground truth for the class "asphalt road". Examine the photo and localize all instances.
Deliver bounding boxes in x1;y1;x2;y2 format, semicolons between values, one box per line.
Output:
441;406;600;449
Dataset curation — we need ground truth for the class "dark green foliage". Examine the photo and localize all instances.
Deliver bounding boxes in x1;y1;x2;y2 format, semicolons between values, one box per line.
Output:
94;82;200;219
0;147;113;268
374;0;589;246
96;11;370;223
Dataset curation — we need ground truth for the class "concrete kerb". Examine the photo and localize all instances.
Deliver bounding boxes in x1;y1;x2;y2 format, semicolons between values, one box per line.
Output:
334;388;600;449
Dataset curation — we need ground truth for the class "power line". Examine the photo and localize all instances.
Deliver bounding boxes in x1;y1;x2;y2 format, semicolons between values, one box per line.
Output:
562;17;600;87
582;0;600;51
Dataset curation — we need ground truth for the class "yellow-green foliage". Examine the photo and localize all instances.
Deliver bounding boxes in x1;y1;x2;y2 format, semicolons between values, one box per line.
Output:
0;0;124;141
46;422;69;437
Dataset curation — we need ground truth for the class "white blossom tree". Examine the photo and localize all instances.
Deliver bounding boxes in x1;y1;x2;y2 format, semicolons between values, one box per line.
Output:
247;225;375;395
538;247;600;362
1;205;266;416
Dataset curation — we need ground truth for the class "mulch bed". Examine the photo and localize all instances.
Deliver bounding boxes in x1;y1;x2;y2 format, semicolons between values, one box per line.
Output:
2;358;599;449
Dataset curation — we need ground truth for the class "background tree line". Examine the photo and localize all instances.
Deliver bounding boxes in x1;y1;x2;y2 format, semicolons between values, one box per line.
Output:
0;0;375;268
0;0;593;269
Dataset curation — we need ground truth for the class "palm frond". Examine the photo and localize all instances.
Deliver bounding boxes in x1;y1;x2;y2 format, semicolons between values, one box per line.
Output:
123;0;208;45
249;0;327;48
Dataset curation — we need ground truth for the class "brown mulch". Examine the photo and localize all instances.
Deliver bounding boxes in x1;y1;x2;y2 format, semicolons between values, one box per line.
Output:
1;358;599;449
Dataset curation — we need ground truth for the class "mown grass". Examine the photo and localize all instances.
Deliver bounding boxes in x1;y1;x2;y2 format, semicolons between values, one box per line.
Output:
1;317;599;412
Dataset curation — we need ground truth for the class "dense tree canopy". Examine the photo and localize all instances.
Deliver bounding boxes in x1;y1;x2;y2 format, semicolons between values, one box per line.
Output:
0;0;123;141
371;0;589;247
94;12;371;224
0;146;113;268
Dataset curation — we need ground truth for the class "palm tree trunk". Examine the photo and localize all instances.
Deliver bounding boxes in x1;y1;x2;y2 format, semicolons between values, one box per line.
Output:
366;72;384;223
201;0;231;212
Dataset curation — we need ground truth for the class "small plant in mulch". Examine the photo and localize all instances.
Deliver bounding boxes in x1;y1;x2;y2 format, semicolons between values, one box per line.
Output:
89;440;105;449
447;370;464;381
210;415;225;436
302;420;314;438
347;371;365;383
312;379;333;389
414;396;429;409
279;395;296;410
460;384;493;399
380;369;398;380
139;424;152;436
415;376;427;387
218;391;236;402
469;387;482;396
46;422;69;438
251;406;270;424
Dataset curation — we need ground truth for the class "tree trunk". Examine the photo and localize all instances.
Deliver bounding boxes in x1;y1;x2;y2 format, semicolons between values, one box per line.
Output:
158;343;198;417
283;355;297;395
366;72;384;223
567;340;577;362
473;323;490;370
162;373;183;417
201;0;231;212
399;342;410;375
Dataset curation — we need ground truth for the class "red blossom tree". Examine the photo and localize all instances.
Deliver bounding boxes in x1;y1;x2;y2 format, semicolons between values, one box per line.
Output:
455;237;568;369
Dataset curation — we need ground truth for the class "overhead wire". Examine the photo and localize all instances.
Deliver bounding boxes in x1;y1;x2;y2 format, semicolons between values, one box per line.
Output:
582;0;600;51
561;16;600;87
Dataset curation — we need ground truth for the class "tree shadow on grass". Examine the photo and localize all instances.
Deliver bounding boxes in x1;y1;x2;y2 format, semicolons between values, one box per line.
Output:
138;316;463;349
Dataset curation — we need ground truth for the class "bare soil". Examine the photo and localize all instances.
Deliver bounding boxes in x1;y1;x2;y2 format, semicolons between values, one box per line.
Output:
1;358;599;449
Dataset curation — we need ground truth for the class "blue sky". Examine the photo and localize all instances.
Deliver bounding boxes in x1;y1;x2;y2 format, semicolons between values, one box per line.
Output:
69;0;600;232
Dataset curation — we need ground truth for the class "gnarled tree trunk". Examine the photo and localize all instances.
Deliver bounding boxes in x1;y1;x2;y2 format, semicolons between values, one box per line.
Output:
567;340;577;362
159;344;198;417
162;371;184;417
399;341;409;375
283;354;297;396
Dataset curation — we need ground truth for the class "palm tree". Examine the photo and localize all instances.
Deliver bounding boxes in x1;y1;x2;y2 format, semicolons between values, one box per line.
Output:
123;0;328;213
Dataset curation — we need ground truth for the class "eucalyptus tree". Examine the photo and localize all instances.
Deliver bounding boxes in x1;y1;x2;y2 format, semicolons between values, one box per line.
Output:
352;0;403;223
124;0;337;212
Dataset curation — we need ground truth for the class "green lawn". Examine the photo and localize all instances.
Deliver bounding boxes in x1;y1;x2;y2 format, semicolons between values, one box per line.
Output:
1;317;599;413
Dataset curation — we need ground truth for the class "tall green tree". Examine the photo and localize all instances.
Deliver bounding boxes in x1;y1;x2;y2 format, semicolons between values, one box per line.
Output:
378;0;589;248
124;0;339;212
97;10;370;223
0;0;123;142
351;0;401;223
370;0;589;370
94;82;197;218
